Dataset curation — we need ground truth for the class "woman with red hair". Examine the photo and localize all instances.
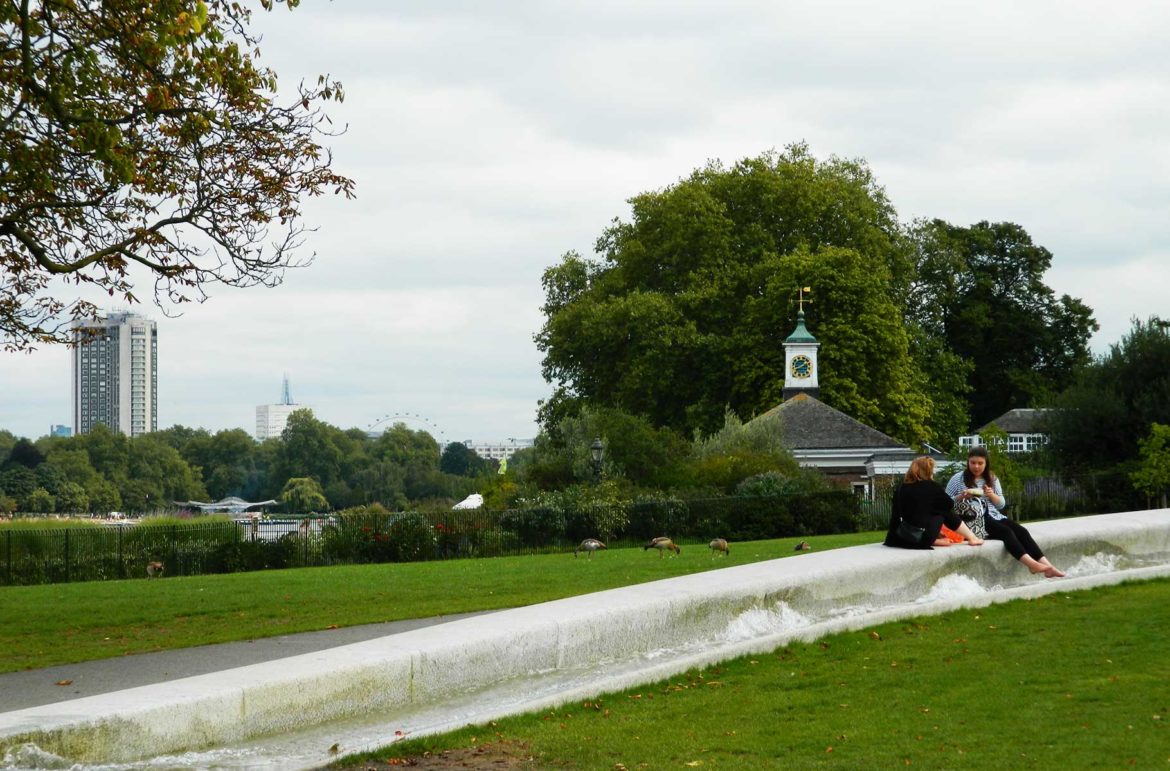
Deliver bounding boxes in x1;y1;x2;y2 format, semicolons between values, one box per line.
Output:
885;456;984;549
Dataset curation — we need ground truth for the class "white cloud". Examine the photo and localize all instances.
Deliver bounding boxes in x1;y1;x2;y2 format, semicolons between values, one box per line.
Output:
3;0;1169;440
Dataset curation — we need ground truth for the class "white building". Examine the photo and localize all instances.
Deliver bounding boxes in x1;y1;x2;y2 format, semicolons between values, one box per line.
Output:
958;409;1053;454
463;439;534;461
72;312;158;437
255;404;302;441
255;375;305;440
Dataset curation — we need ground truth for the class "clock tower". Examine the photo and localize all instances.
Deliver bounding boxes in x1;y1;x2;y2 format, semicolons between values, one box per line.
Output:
783;308;820;401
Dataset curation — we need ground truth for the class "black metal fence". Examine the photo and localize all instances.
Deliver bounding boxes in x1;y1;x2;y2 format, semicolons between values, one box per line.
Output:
1;491;859;585
856;476;1107;532
0;481;1116;586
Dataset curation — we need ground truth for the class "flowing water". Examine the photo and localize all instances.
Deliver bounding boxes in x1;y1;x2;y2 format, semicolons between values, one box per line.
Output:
5;543;1168;771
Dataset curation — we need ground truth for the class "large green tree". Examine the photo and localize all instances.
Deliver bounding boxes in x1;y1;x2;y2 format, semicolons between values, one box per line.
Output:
1045;317;1170;472
274;409;341;488
0;429;16;465
1131;423;1170;508
439;442;491;477
278;476;328;513
908;220;1097;430
537;146;939;445
0;0;354;350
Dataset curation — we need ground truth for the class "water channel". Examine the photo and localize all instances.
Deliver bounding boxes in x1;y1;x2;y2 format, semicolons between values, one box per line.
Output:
3;510;1168;770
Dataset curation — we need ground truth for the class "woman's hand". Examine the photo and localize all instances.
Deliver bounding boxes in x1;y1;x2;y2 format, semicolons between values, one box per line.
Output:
982;484;999;505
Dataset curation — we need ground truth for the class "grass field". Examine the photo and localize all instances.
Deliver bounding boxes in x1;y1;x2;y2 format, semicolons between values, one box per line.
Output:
335;577;1170;769
0;532;876;673
5;529;1169;768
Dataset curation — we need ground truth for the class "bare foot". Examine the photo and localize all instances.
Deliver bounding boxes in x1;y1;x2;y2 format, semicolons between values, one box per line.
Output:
932;539;952;547
1043;566;1066;578
966;538;984;546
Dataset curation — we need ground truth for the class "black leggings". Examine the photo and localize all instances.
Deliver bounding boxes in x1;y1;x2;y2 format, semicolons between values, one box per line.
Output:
985;517;1044;561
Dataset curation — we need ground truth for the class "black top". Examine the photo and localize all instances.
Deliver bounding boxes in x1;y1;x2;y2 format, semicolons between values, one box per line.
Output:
883;479;955;549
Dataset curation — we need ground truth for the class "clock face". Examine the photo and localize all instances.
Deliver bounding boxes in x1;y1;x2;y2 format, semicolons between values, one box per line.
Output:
791;355;813;378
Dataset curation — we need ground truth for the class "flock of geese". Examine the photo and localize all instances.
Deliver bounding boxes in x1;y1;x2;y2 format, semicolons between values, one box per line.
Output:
574;537;812;558
145;538;814;575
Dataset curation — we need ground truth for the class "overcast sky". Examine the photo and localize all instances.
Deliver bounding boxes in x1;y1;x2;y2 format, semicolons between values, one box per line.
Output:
2;1;1168;444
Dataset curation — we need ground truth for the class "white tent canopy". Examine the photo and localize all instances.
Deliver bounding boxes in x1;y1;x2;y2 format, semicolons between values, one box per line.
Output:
175;497;278;514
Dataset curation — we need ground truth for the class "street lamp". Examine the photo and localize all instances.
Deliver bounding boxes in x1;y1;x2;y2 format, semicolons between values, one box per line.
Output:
590;437;604;483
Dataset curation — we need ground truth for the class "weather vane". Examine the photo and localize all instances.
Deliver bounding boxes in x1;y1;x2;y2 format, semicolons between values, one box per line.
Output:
796;286;812;313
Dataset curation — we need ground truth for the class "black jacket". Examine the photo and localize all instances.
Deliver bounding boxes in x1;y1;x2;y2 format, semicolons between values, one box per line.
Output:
883;480;955;549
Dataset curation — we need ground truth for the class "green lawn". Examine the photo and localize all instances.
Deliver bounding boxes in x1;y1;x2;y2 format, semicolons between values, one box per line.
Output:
337;577;1170;769
0;533;876;673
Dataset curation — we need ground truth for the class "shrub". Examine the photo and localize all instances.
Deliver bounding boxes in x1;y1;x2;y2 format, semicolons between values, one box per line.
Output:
625;497;692;541
388;512;436;561
499;507;565;547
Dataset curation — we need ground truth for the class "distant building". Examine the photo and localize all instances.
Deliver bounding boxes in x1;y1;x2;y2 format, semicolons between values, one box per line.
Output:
72;311;158;437
463;439;534;461
958;409;1053;454
50;424;72;438
255;375;305;440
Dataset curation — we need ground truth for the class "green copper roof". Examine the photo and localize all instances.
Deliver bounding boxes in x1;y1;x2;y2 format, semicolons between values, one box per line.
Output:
784;310;818;343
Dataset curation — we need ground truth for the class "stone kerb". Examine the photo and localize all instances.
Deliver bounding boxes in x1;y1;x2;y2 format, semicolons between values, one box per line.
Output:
1;509;1167;766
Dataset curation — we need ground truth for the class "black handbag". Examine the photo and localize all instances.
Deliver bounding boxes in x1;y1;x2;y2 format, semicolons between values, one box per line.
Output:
896;520;926;544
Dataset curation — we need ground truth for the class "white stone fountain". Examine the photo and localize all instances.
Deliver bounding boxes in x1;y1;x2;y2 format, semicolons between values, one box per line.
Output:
2;509;1168;770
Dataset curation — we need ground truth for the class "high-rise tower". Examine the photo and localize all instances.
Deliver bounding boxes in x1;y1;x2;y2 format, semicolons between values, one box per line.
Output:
72;311;158;436
255;374;304;440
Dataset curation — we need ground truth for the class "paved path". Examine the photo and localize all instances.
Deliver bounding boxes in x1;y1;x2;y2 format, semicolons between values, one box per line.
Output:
0;611;494;713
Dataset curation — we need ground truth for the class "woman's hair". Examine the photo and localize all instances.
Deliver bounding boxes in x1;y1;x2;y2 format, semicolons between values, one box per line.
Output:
904;456;935;483
963;446;997;487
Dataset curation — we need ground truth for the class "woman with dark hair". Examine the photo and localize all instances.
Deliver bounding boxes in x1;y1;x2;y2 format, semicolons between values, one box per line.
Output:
885;456;984;549
945;446;1065;578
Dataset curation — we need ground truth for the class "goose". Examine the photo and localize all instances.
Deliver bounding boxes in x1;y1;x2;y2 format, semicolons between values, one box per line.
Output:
146;561;165;578
644;536;681;556
574;538;607;558
794;541;811;552
709;538;730;556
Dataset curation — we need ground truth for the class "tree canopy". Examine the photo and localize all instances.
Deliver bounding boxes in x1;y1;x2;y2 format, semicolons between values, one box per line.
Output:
538;146;1100;449
1131;423;1170;508
1045;316;1170;481
537;145;938;445
908;220;1097;428
439;442;492;477
0;0;354;350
